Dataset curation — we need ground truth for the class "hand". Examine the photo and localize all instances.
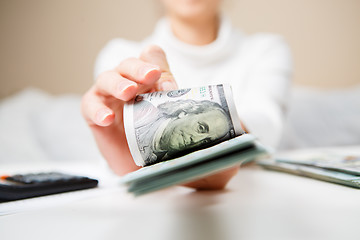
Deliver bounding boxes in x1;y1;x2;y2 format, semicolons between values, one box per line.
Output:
82;45;176;175
81;45;239;190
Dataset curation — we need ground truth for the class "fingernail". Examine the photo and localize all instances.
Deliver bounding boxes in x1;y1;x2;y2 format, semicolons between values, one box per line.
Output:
141;65;160;77
96;109;113;124
118;82;137;101
119;82;137;93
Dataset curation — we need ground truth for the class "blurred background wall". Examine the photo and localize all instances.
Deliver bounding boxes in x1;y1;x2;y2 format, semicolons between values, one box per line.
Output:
1;0;359;98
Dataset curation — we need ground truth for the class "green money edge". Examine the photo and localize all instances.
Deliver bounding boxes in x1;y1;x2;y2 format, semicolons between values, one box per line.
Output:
276;158;360;176
258;160;360;189
129;145;267;196
121;134;257;184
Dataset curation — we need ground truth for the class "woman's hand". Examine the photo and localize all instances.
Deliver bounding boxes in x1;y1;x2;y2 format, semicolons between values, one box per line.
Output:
81;45;239;190
82;45;176;175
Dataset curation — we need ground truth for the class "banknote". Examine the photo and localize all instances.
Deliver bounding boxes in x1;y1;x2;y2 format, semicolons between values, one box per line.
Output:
122;134;268;196
124;84;244;166
258;159;360;189
276;153;360;176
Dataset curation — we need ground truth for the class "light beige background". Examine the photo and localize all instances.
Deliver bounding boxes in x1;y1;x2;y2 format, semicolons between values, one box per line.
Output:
1;0;359;98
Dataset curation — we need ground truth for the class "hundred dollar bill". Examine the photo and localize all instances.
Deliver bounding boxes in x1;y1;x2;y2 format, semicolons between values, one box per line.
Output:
277;153;360;176
258;159;360;189
122;134;267;196
124;84;244;166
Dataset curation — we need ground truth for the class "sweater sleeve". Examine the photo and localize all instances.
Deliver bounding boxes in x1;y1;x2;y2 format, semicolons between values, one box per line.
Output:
93;39;142;80
236;35;293;149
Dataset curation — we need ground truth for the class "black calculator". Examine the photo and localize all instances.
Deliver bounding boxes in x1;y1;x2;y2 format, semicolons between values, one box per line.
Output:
0;172;98;202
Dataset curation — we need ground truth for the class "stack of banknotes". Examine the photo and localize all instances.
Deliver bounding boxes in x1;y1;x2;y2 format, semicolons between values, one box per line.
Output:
121;84;268;196
258;152;360;188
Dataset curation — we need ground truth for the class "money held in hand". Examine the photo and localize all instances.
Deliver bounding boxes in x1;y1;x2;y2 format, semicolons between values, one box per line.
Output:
121;134;267;196
124;84;245;166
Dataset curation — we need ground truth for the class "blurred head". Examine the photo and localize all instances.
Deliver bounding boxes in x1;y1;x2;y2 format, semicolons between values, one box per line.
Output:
161;0;222;21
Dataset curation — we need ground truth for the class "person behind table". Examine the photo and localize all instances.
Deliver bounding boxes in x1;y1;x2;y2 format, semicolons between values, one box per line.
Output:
81;0;292;189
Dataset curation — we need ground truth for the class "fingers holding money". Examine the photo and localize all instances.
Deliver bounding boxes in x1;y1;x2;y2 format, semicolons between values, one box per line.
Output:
95;46;176;102
82;45;176;129
81;86;115;127
82;71;137;128
115;58;162;94
96;59;163;102
95;70;139;101
139;45;178;91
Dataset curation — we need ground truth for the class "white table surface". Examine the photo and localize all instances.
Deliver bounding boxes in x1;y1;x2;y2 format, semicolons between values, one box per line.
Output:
1;146;360;240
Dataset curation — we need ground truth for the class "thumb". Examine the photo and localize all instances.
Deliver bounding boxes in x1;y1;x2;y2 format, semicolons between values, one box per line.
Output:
139;45;178;91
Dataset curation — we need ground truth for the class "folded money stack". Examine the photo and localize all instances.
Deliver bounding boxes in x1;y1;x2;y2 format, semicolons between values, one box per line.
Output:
121;134;267;196
258;152;360;188
121;85;268;196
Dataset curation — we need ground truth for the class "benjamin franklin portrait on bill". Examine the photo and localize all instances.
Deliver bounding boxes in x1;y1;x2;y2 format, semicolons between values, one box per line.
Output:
133;99;235;165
